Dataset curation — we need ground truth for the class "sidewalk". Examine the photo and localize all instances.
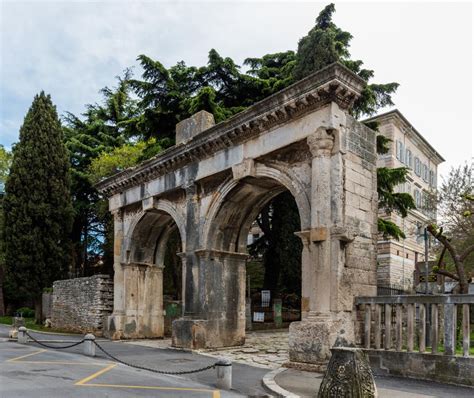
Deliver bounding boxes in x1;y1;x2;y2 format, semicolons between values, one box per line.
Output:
264;367;474;398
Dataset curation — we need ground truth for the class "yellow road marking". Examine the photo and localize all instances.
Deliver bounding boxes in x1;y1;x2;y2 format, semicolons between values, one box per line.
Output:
80;383;220;396
7;349;46;362
11;360;111;366
4;345;221;397
75;363;117;385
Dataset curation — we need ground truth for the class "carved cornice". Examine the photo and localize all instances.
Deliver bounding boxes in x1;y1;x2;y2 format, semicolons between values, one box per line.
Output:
96;63;365;197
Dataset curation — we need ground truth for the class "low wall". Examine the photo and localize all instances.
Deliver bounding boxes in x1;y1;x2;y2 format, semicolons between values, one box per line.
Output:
366;349;474;387
51;275;113;335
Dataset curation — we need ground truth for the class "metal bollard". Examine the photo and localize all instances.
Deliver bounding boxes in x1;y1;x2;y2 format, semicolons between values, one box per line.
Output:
83;334;96;357
216;357;232;390
18;326;28;344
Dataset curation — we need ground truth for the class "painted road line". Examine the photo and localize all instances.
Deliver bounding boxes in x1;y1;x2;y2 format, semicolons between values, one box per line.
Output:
6;349;46;362
12;360;112;366
75;363;118;385
79;383;221;397
75;362;220;397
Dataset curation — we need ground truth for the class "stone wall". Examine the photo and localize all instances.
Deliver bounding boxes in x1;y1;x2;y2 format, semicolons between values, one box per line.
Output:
366;349;474;387
51;275;113;335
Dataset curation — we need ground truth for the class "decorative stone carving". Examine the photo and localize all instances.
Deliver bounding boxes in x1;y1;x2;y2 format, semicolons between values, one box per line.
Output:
307;127;335;157
318;347;377;398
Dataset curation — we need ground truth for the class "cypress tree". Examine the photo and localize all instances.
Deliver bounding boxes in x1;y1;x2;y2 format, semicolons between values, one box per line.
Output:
3;92;73;320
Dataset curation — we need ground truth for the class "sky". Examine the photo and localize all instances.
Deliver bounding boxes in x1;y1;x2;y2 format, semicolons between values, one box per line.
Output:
0;0;472;179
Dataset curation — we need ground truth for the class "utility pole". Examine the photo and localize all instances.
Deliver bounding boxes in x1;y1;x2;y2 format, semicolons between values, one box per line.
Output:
424;227;429;294
424;226;431;348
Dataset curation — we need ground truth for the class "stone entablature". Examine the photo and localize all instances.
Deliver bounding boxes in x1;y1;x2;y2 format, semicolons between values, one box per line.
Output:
97;63;365;200
97;62;378;368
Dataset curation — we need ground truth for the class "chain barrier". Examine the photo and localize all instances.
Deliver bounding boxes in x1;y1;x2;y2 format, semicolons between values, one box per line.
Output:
22;329;219;375
93;340;217;375
25;331;85;349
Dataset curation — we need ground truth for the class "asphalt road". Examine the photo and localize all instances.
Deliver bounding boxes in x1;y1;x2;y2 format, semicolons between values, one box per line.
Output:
0;325;270;397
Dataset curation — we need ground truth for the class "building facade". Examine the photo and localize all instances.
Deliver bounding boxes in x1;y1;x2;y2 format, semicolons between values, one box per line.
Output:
365;110;444;290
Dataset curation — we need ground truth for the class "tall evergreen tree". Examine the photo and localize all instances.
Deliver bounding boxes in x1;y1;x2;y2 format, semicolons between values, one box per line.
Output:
3;93;73;319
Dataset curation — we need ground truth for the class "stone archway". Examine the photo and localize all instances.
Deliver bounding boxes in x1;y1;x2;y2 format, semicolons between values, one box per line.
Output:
107;205;185;339
99;63;378;367
200;170;307;346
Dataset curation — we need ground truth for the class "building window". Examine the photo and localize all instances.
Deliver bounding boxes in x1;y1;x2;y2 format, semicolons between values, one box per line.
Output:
429;170;436;187
396;140;404;162
422;164;429;182
406;182;411;194
414;157;420;176
414;189;421;208
405;149;413;168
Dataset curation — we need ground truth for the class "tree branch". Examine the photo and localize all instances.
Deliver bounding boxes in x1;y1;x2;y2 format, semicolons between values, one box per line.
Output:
434;269;460;281
460;244;474;262
437;246;447;269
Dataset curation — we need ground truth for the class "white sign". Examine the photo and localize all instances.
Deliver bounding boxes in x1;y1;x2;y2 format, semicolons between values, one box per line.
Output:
261;290;271;307
253;312;265;322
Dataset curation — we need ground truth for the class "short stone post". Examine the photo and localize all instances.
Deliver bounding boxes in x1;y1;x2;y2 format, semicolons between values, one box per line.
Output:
83;334;96;357
318;347;377;398
17;326;28;344
273;299;283;328
215;357;232;390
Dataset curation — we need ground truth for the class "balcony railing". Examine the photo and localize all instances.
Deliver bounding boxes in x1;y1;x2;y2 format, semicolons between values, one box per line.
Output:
355;295;473;357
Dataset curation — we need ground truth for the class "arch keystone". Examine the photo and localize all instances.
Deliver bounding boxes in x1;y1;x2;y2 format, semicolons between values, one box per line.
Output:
232;158;255;181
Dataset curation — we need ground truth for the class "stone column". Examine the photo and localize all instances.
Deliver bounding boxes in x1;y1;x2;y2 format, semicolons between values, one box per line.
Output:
107;209;125;339
307;126;335;318
182;183;200;317
289;127;338;368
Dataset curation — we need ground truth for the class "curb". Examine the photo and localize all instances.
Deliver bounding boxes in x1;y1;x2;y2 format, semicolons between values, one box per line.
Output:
262;368;300;398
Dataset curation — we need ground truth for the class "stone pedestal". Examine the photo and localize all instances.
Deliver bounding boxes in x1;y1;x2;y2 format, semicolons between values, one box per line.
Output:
289;319;332;369
318;347;377;398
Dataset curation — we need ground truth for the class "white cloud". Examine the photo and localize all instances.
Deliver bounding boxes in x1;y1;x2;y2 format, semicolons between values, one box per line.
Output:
0;1;472;177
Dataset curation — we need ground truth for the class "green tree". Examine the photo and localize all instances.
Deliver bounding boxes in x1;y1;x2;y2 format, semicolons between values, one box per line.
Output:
3;93;73;320
429;163;474;293
64;70;139;276
0;145;12;315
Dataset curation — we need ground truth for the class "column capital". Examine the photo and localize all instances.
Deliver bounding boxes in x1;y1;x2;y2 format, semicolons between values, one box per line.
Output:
307;127;335;157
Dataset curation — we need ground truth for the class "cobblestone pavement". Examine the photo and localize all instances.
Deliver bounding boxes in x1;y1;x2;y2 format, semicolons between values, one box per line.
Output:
126;329;290;369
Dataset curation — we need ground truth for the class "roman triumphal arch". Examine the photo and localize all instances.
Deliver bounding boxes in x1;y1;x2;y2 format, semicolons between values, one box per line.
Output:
97;63;378;366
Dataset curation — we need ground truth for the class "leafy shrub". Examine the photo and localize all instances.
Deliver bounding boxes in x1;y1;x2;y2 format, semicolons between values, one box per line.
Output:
15;307;35;318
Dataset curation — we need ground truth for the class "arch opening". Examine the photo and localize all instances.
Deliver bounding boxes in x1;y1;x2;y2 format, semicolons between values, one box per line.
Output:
206;175;303;333
120;210;184;338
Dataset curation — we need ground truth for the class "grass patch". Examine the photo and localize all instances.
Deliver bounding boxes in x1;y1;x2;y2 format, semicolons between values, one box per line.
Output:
0;316;80;334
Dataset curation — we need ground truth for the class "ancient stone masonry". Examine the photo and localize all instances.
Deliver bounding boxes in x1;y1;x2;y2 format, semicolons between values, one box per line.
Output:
96;62;378;368
51;275;113;335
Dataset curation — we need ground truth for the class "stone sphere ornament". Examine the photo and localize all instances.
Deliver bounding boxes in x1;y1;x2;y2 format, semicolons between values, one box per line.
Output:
318;347;377;398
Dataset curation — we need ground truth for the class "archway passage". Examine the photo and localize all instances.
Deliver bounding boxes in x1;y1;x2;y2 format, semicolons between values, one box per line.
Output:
190;175;305;346
108;209;183;339
247;191;302;328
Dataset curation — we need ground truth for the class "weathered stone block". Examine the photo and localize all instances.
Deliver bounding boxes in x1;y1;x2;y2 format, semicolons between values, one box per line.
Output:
176;110;215;144
172;319;208;349
289;320;332;365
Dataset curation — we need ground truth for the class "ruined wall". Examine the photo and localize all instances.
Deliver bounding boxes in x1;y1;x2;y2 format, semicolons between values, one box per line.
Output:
51;275;113;335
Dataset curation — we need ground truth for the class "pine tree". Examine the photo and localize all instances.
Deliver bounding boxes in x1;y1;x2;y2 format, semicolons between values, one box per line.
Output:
3;93;73;320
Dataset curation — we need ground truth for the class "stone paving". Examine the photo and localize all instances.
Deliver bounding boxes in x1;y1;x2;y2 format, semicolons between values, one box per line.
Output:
125;329;290;369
